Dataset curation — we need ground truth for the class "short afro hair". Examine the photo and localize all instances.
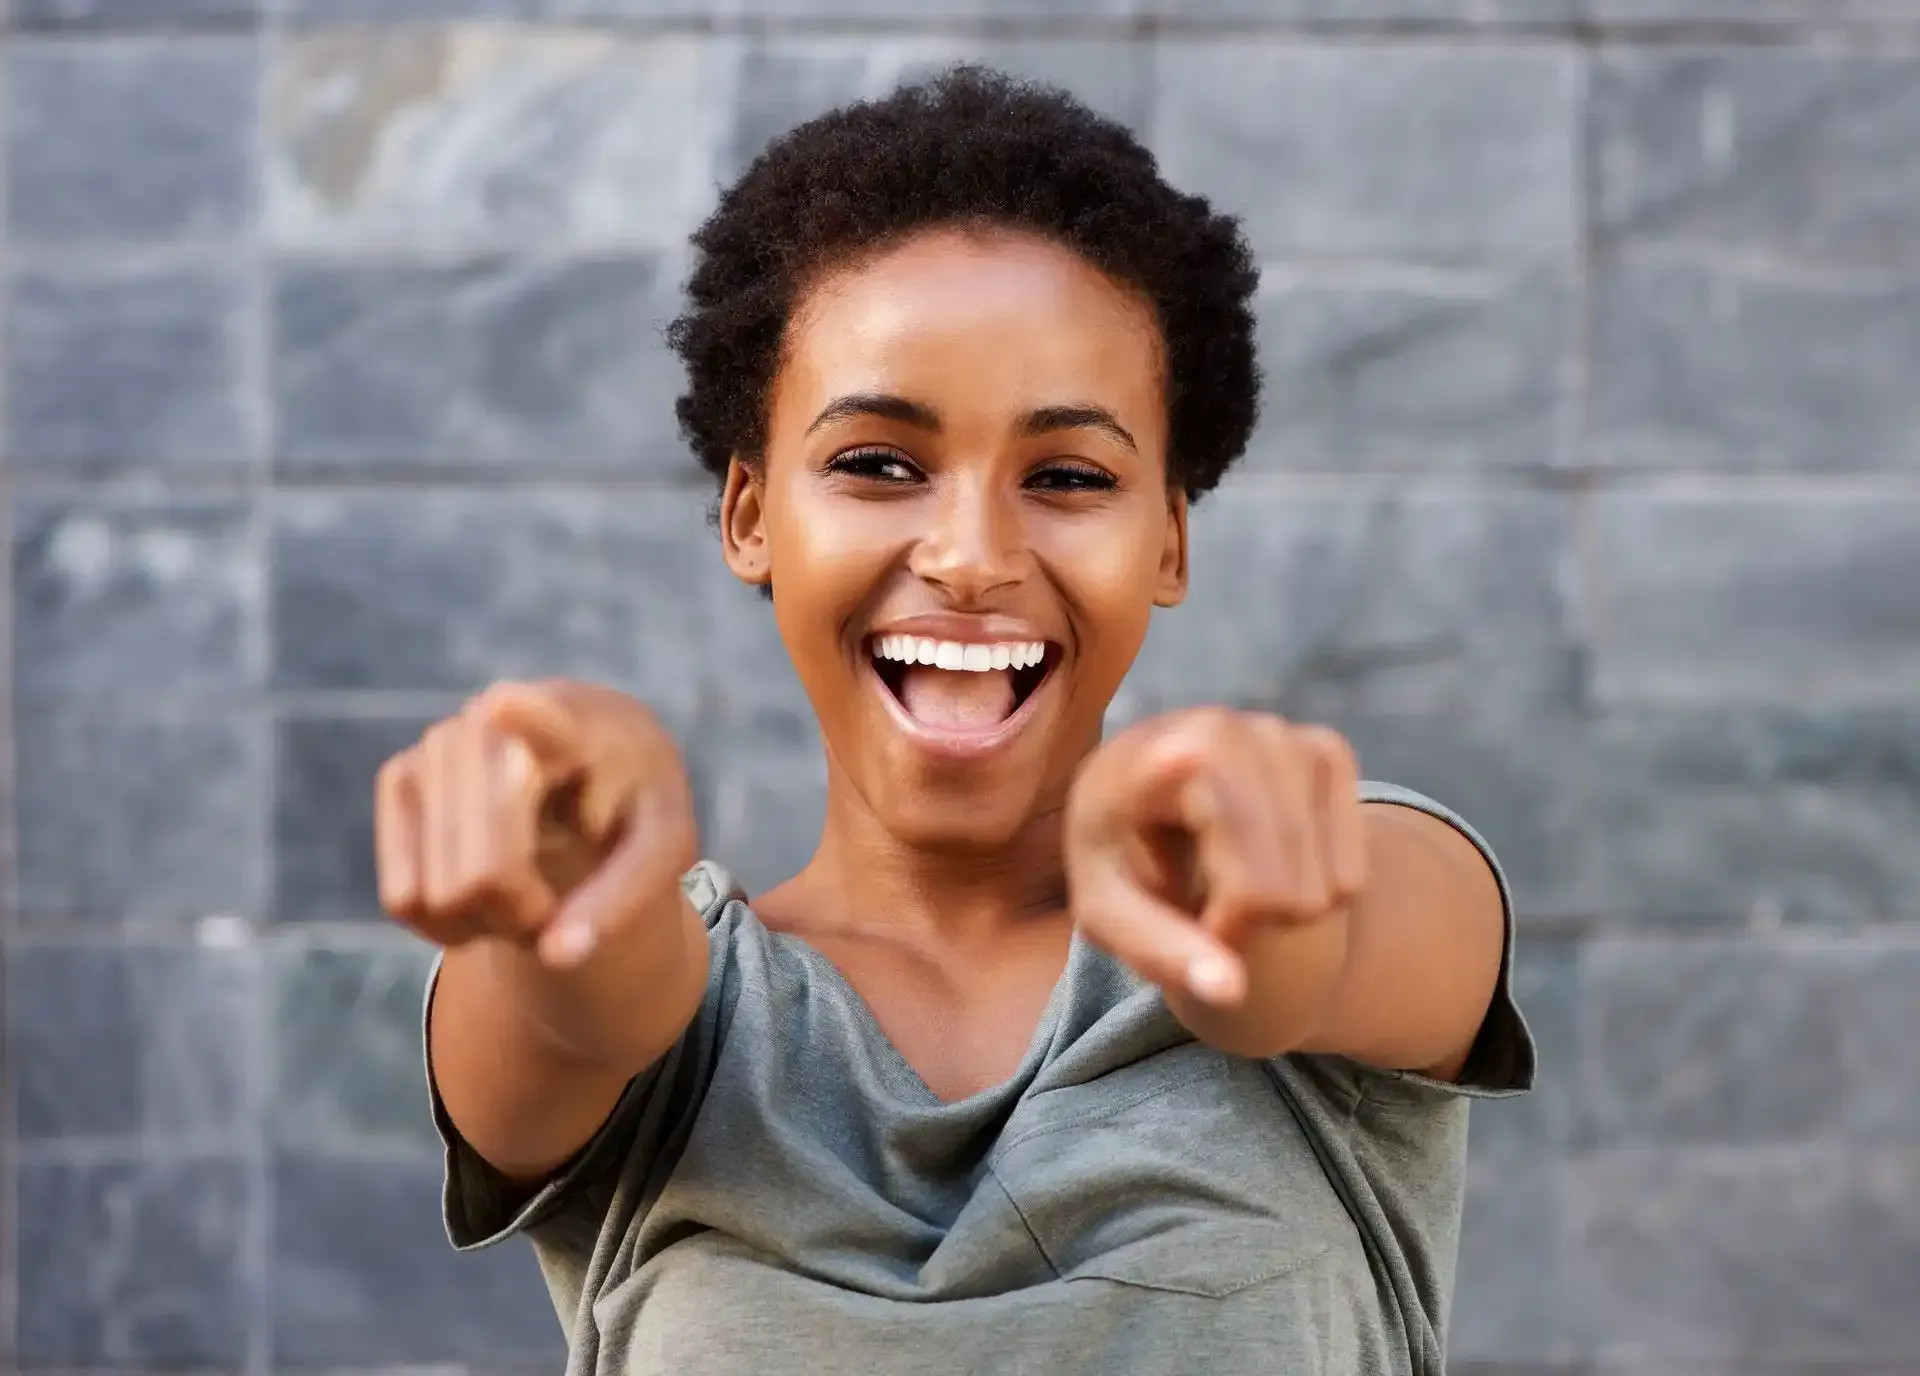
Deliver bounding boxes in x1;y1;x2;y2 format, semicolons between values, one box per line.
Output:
667;66;1262;502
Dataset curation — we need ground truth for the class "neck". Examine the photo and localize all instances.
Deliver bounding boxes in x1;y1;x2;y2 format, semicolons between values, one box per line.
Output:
776;772;1073;947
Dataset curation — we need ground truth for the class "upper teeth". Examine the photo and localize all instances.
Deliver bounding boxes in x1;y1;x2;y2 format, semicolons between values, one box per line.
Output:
873;636;1048;672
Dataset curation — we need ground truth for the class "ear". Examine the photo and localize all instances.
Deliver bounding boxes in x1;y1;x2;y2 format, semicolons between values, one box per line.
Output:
1154;488;1189;608
719;456;772;589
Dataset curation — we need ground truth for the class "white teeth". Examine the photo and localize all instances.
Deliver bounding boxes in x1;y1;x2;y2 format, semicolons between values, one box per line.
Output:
872;636;1050;673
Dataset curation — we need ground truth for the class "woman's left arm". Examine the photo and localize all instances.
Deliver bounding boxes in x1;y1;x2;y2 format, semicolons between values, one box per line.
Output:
1195;801;1505;1076
1066;708;1508;1070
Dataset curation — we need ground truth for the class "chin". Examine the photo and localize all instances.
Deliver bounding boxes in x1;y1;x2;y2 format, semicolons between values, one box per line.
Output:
862;749;1056;852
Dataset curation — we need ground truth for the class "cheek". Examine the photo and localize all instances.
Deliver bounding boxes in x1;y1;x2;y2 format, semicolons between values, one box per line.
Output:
1054;502;1173;597
1044;512;1167;665
763;485;901;631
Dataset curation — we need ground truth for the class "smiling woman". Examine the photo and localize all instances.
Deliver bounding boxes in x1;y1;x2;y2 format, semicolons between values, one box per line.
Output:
373;67;1533;1376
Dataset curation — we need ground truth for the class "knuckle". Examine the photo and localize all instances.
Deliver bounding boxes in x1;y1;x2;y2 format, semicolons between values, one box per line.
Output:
373;750;411;788
426;871;533;931
1181;705;1241;745
1298;723;1358;774
471;679;540;718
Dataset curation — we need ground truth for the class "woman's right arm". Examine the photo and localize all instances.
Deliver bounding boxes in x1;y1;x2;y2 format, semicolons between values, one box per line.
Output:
376;680;709;1185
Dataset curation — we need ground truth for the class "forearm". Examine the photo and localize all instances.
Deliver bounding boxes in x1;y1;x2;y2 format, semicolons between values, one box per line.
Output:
1174;804;1504;1073
430;888;708;1182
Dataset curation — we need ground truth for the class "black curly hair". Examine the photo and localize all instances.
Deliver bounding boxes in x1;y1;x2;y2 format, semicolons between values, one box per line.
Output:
667;66;1262;502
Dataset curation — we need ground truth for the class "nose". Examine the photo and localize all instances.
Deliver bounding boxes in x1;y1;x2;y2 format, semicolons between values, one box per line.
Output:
907;473;1032;604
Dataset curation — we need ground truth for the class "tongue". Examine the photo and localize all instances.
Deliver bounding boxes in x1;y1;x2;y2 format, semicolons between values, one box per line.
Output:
897;666;1016;731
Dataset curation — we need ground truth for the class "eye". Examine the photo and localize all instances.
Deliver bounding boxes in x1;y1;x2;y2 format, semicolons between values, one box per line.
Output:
1026;462;1118;493
826;447;922;484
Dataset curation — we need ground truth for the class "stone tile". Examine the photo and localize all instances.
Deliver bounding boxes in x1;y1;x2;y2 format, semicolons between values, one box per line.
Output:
1333;708;1590;922
720;36;1150;184
1569;1148;1920;1364
1450;1157;1571;1367
1472;941;1582;1156
719;0;1134;15
1152;44;1578;258
9;943;252;1142
1119;485;1588;914
13;492;260;701
704;570;812;717
700;701;825;896
8;261;253;475
1249;266;1573;473
1593;51;1920;269
270;1155;566;1369
17;1156;252;1369
284;0;562;16
1591;708;1920;928
7;36;255;243
15;0;258;21
274;715;437;923
270;943;440;1156
1166;0;1574;13
1590;258;1920;474
1580;938;1849;1149
1589;490;1920;709
267;29;719;248
270;488;713;713
15;710;269;925
1841;944;1920;1142
1130;485;1580;713
272;255;688;476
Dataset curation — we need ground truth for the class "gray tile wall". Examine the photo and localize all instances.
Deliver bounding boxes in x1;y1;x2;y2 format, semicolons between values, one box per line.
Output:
3;2;1917;1373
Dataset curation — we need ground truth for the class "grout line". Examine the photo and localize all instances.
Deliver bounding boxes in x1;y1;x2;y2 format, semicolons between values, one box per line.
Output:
245;9;279;1373
0;0;22;1355
1563;29;1603;928
13;9;1920;49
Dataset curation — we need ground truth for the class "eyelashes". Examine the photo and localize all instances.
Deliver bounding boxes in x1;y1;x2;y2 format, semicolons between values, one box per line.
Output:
825;448;1119;492
825;448;919;482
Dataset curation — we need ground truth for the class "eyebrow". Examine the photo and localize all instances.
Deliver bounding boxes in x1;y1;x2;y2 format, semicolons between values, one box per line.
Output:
805;393;1137;452
1016;404;1137;453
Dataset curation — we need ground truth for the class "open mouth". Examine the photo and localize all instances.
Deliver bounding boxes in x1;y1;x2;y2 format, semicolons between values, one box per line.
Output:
867;634;1059;737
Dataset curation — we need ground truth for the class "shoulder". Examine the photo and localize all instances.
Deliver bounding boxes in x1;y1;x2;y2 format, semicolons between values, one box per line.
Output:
681;859;748;928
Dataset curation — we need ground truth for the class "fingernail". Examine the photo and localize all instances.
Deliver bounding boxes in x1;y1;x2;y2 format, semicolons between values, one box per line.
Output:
546;921;596;967
1188;953;1243;1005
501;737;535;789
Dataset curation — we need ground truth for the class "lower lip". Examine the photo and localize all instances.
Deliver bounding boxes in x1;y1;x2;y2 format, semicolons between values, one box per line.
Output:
865;657;1055;761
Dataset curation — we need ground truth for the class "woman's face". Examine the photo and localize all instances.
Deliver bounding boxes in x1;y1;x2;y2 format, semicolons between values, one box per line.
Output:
721;227;1188;853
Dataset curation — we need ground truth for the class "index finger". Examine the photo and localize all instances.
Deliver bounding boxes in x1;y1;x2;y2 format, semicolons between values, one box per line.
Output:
1068;843;1248;1008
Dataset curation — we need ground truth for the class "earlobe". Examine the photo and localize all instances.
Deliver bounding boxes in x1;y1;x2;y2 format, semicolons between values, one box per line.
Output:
1154;490;1190;608
719;457;773;588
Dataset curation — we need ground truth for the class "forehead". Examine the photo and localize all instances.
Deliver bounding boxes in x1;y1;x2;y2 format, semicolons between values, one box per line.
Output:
776;228;1165;423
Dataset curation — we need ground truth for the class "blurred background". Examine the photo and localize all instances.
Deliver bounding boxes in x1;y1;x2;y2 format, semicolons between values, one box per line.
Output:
3;0;1919;1372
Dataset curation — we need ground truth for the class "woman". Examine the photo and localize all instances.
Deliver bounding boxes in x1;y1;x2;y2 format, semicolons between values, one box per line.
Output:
374;69;1533;1375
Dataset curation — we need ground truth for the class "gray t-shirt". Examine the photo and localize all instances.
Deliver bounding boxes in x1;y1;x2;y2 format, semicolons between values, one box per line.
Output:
426;782;1534;1375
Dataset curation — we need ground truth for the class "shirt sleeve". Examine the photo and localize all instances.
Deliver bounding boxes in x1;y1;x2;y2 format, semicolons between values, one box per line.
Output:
422;861;743;1253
